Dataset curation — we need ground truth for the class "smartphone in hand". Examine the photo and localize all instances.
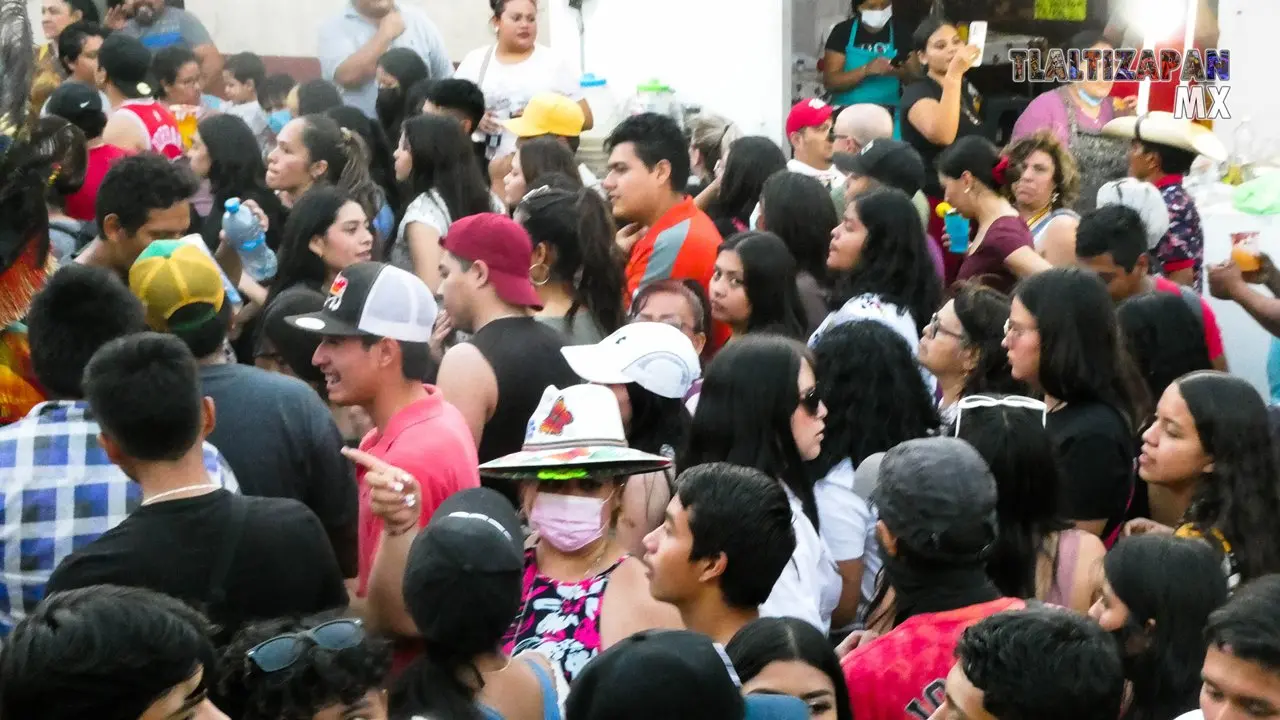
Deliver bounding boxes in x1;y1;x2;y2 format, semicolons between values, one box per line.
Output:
969;21;989;67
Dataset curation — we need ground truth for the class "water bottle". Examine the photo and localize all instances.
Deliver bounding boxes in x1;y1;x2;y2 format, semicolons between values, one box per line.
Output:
222;198;277;281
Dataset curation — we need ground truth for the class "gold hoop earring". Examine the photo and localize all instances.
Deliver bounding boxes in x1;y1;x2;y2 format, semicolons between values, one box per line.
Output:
529;262;551;286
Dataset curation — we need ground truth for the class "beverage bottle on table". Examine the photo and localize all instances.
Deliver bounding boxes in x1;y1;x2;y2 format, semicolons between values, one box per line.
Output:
222;198;277;281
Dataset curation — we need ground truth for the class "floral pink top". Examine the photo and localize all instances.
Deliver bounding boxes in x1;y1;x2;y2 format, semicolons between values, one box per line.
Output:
502;548;627;684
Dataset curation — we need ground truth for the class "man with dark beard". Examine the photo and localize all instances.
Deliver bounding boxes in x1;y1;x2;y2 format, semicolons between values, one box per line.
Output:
840;437;1023;720
117;0;222;90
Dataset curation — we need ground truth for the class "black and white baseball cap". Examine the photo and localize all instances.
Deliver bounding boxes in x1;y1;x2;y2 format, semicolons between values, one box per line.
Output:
284;262;437;342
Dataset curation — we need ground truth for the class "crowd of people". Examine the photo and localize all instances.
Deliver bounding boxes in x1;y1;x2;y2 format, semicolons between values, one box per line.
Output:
0;1;1277;719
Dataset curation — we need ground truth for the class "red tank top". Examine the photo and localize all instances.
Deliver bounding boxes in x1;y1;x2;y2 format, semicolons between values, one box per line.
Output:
117;101;183;159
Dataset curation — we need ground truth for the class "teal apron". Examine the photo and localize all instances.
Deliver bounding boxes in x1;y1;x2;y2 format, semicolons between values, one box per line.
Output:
831;17;902;139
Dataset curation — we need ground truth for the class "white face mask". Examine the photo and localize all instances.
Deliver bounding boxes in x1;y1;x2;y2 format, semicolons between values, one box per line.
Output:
861;7;893;29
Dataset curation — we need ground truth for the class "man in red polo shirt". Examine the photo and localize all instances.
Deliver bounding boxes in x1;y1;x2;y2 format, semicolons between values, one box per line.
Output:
604;113;727;349
840;438;1022;720
287;261;479;643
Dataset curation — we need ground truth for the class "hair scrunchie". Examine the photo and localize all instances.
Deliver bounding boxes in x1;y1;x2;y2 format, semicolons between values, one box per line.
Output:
992;156;1011;186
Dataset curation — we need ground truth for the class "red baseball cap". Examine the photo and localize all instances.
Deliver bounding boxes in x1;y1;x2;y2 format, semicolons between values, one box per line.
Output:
441;213;544;310
786;98;834;136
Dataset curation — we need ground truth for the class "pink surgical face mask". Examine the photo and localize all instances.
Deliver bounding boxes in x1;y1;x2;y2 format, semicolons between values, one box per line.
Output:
530;492;607;553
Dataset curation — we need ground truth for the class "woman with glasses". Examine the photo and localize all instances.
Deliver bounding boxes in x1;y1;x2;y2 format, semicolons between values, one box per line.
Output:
219;614;391;720
515;185;626;345
810;321;938;629
1127;371;1280;587
815;186;940;357
683;334;841;633
1004;268;1148;546
628;279;711;411
952;394;1105;613
918;283;1026;424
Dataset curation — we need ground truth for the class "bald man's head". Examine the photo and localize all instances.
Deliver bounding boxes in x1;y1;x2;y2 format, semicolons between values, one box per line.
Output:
833;105;895;154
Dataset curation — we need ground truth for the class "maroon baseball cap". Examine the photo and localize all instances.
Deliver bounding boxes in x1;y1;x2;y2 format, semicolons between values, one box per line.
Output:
441;213;543;310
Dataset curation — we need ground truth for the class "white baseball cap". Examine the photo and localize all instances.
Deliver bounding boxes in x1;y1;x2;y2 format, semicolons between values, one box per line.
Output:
560;322;701;399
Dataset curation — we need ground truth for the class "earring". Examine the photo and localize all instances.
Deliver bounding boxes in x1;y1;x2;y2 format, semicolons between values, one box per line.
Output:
529;262;551;286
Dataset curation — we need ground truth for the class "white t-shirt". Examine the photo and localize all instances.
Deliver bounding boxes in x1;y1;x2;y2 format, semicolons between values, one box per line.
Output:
455;44;583;158
787;158;847;192
392;190;505;273
225;100;274;157
815;458;881;616
760;485;843;634
810;293;936;395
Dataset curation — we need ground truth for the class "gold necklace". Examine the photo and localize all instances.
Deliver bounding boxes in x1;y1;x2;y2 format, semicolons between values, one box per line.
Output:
1025;204;1053;228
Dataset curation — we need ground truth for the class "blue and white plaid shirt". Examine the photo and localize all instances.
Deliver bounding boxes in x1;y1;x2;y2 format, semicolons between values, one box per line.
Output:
0;400;240;635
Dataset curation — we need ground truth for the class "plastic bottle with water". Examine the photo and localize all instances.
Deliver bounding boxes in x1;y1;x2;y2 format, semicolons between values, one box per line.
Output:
222;198;277;281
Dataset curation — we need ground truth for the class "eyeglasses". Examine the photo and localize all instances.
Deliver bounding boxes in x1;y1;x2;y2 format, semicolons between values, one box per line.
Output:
925;313;967;341
631;312;695;334
1003;318;1037;339
799;387;822;416
246;618;365;673
954;394;1047;437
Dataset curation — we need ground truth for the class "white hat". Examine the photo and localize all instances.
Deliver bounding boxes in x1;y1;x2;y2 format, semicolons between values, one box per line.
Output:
1100;111;1227;162
560;322;701;399
478;384;672;480
1096;178;1172;250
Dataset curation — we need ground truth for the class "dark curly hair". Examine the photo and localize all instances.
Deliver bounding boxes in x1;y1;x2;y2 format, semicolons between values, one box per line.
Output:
835;187;942;336
809;320;939;478
1176;371;1280;582
951;283;1027;398
217;614;392;720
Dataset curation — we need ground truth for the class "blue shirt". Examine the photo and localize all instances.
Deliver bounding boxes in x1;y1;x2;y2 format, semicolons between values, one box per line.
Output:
319;2;454;118
121;7;212;51
0;400;239;635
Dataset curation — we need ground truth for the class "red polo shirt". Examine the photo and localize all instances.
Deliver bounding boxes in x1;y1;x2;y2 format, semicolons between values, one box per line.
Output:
355;385;480;596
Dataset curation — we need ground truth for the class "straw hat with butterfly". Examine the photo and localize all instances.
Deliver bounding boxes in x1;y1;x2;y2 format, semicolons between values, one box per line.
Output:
478;384;672;481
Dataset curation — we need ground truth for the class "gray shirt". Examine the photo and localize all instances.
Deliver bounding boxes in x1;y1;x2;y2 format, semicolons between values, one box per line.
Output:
122;7;212;52
318;2;453;118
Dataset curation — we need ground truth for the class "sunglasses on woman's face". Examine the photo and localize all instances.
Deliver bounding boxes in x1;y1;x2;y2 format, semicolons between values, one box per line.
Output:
246;618;365;673
799;387;822;416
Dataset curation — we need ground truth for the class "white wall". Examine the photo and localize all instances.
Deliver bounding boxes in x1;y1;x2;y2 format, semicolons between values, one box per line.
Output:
29;0;520;62
546;0;791;140
1214;0;1280;160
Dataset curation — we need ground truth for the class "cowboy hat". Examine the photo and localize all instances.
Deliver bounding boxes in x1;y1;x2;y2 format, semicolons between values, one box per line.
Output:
1101;111;1227;162
478;384;672;481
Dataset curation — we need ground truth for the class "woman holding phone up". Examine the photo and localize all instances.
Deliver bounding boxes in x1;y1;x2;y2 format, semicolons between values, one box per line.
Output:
900;17;983;283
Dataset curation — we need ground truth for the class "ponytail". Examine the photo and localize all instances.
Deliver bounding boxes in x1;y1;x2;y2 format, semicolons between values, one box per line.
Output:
389;646;486;720
335;127;384;224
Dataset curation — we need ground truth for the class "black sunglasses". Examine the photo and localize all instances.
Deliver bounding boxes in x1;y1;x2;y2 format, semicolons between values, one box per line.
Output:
799;387;822;416
246;618;365;673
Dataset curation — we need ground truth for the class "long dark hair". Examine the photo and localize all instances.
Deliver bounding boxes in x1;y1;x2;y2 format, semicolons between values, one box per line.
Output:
375;47;430;144
516;137;582;195
719;231;806;339
1015;267;1149;429
1105;535;1228;720
516;186;625;335
726;617;853;720
706;136;786;235
953;398;1071;599
627;382;691;459
266;186;352;310
1177;371;1280;582
952;283;1026;397
682;334;818;527
1118;292;1212;403
760;171;836;284
326;105;399;220
810;320;938;477
836;188;941;336
400;113;493;224
197;114;285;245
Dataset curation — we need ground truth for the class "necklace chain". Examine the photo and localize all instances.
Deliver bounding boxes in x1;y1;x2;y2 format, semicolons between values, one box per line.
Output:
141;483;218;506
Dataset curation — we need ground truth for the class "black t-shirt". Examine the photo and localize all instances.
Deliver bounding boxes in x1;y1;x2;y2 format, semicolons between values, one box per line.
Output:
824;15;912;65
1046;402;1136;540
900;77;985;197
47;490;347;640
201;363;359;579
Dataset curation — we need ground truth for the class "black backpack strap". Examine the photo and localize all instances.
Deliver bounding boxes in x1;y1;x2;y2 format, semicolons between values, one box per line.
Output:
207;496;248;612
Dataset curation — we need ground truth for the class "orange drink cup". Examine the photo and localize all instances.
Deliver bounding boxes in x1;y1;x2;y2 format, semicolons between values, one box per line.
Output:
1231;232;1262;272
174;105;199;149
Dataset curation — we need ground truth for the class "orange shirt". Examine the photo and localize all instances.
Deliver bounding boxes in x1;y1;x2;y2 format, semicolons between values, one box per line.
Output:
624;197;729;350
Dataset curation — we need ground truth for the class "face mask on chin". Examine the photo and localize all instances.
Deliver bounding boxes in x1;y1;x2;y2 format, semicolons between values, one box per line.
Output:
529;491;610;553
